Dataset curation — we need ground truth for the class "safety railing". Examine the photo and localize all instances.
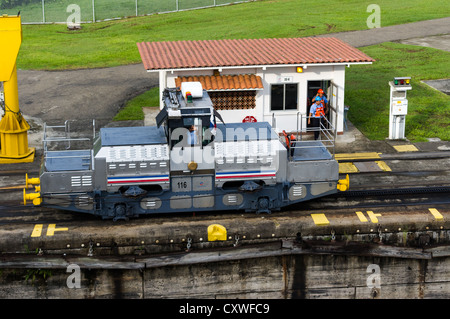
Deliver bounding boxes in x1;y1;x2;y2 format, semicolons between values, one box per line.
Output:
43;120;96;169
288;109;337;160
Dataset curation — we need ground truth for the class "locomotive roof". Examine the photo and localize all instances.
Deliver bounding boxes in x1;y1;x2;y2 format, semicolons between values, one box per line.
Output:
100;126;167;146
215;122;278;142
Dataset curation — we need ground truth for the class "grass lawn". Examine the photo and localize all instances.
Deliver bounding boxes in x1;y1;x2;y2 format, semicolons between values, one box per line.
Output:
113;86;159;121
15;0;450;70
345;42;450;142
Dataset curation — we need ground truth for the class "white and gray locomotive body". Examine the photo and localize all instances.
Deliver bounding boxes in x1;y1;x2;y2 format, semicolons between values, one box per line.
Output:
32;84;343;220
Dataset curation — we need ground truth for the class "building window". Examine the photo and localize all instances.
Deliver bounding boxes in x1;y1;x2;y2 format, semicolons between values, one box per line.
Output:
209;91;256;110
271;84;298;111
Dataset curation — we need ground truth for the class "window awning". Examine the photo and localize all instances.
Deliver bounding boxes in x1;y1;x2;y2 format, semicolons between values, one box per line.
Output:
175;74;264;91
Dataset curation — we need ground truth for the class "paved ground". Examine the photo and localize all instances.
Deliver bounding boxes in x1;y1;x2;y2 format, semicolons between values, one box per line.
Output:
16;63;158;147
4;17;450;151
398;34;450;53
18;64;156;122
316;17;450;48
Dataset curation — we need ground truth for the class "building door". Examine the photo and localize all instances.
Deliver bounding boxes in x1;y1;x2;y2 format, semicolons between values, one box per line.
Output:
307;80;330;128
328;81;340;132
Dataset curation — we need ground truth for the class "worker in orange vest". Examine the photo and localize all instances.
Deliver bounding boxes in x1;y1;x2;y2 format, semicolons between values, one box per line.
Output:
311;88;328;115
308;96;325;140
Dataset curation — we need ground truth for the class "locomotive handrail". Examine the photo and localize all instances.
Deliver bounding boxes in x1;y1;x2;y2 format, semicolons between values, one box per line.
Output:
44;137;91;142
43;120;96;152
42;120;95;170
289;110;337;160
44;152;91;159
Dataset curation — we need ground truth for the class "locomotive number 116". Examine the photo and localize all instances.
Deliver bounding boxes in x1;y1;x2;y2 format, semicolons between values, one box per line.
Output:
177;181;188;189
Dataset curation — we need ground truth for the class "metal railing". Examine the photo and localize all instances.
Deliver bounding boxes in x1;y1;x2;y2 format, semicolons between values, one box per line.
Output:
43;120;95;169
289;108;337;159
1;0;255;24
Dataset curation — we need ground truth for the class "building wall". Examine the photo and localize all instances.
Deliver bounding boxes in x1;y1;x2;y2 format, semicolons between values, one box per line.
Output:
259;65;346;133
160;64;346;133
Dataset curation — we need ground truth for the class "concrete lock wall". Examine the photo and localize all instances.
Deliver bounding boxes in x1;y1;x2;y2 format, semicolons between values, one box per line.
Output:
0;254;449;299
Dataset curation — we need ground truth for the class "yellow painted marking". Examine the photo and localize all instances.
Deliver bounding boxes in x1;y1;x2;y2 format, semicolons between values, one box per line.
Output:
46;224;69;236
311;213;330;226
31;224;43;238
375;161;392;172
335;152;381;161
356;211;369;222
393;145;418;152
367;211;382;223
339;162;359;174
429;208;444;221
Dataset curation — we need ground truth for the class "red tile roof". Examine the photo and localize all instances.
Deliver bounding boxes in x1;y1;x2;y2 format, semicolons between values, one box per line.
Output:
137;37;374;71
175;74;264;91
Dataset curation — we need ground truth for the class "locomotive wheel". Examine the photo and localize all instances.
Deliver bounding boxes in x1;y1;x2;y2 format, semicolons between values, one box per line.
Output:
113;203;129;221
256;197;271;214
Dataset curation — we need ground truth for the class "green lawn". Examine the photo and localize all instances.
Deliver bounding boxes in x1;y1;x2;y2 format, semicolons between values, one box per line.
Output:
345;43;450;142
16;0;450;70
113;86;159;121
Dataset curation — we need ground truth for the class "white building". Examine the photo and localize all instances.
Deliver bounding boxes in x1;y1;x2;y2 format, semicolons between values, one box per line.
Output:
137;37;374;134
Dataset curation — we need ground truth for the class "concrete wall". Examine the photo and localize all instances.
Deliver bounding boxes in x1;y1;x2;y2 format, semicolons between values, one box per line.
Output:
1;254;448;299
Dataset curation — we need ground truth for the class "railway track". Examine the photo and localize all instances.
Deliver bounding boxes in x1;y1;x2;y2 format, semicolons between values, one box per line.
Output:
0;153;449;226
0;184;448;225
0;175;448;258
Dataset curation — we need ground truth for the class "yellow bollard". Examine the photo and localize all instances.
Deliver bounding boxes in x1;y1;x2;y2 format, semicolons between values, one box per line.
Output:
23;188;42;206
0;15;35;163
25;173;40;188
207;224;227;241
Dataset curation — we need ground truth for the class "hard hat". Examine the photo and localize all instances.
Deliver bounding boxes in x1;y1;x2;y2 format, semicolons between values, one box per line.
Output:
315;96;322;101
318;89;324;94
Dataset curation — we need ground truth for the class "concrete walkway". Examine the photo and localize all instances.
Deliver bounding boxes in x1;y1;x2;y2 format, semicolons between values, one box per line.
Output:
399;34;450;53
316;17;450;48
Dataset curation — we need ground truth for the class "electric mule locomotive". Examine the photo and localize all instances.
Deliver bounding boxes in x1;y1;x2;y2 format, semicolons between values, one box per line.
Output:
23;82;348;220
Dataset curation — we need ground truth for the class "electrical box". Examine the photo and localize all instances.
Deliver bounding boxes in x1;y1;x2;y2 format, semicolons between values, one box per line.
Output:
391;99;408;116
388;77;412;140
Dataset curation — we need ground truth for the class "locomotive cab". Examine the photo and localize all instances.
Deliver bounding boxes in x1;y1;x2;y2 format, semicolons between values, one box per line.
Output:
157;83;217;170
158;83;216;148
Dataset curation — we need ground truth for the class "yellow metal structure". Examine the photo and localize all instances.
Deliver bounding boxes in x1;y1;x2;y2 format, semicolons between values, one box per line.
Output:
337;174;350;192
23;188;42;206
0;15;34;163
23;173;41;206
25;173;40;188
207;224;227;241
